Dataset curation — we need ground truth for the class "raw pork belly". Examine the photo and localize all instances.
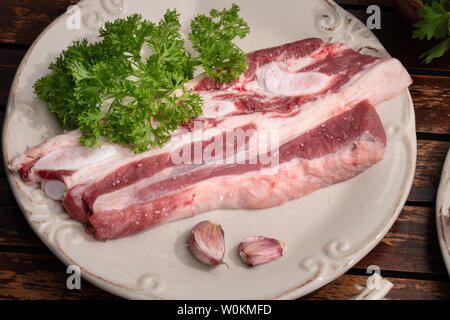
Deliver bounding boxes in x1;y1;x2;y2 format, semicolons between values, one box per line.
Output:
9;38;412;240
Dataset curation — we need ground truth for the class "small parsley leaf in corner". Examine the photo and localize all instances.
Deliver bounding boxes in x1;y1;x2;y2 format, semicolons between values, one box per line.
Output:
412;0;450;63
189;3;250;84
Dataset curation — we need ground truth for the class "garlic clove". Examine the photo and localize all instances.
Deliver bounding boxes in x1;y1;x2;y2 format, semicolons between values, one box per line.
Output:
238;236;286;267
188;220;225;266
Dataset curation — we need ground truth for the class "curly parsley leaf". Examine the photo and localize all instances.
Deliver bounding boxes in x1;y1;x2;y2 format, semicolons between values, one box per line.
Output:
34;5;249;153
189;3;250;83
412;0;450;63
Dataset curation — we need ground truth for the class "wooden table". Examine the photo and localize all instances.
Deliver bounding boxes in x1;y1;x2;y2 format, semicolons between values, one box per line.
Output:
0;0;449;300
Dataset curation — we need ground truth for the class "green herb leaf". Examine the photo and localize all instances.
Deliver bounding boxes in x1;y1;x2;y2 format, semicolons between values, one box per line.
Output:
189;3;250;84
413;0;450;40
35;12;200;153
419;37;450;63
34;5;250;153
412;0;450;63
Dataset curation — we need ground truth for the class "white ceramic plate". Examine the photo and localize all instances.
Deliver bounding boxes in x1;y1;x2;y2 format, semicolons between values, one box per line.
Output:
437;148;450;276
2;0;416;299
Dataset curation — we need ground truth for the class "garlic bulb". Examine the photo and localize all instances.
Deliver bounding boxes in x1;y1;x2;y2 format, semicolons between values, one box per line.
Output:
238;236;286;267
188;221;225;266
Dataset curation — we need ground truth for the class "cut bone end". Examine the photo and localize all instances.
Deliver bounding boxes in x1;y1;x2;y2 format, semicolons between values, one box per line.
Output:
43;180;66;200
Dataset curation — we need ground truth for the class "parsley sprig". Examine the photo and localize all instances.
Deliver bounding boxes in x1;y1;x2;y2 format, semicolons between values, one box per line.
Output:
413;0;450;63
34;5;249;153
190;3;250;83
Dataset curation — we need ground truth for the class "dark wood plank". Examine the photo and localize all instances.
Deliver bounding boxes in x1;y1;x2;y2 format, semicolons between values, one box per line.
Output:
0;205;45;249
0;49;25;106
355;206;448;276
304;274;450;300
0;251;116;299
408;140;450;203
411;75;450;135
386;277;450;300
0;250;448;300
0;0;72;45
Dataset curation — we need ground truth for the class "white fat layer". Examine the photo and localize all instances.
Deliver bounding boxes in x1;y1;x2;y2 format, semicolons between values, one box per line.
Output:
93;131;385;213
43;180;66;200
34;145;116;172
259;62;330;97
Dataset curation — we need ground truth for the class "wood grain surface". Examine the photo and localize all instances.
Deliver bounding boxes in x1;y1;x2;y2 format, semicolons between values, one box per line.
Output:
0;0;449;300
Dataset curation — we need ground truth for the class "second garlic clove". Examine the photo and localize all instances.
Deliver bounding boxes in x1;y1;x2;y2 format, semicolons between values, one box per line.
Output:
238;236;286;267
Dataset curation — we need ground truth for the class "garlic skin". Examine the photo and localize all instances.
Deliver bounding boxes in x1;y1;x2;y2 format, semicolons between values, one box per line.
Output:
189;221;225;266
238;236;286;267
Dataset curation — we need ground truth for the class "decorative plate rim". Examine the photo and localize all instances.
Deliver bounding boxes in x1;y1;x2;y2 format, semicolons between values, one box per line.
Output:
2;0;417;299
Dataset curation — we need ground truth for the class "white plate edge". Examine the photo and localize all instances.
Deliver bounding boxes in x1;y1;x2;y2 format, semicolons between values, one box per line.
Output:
1;0;418;299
